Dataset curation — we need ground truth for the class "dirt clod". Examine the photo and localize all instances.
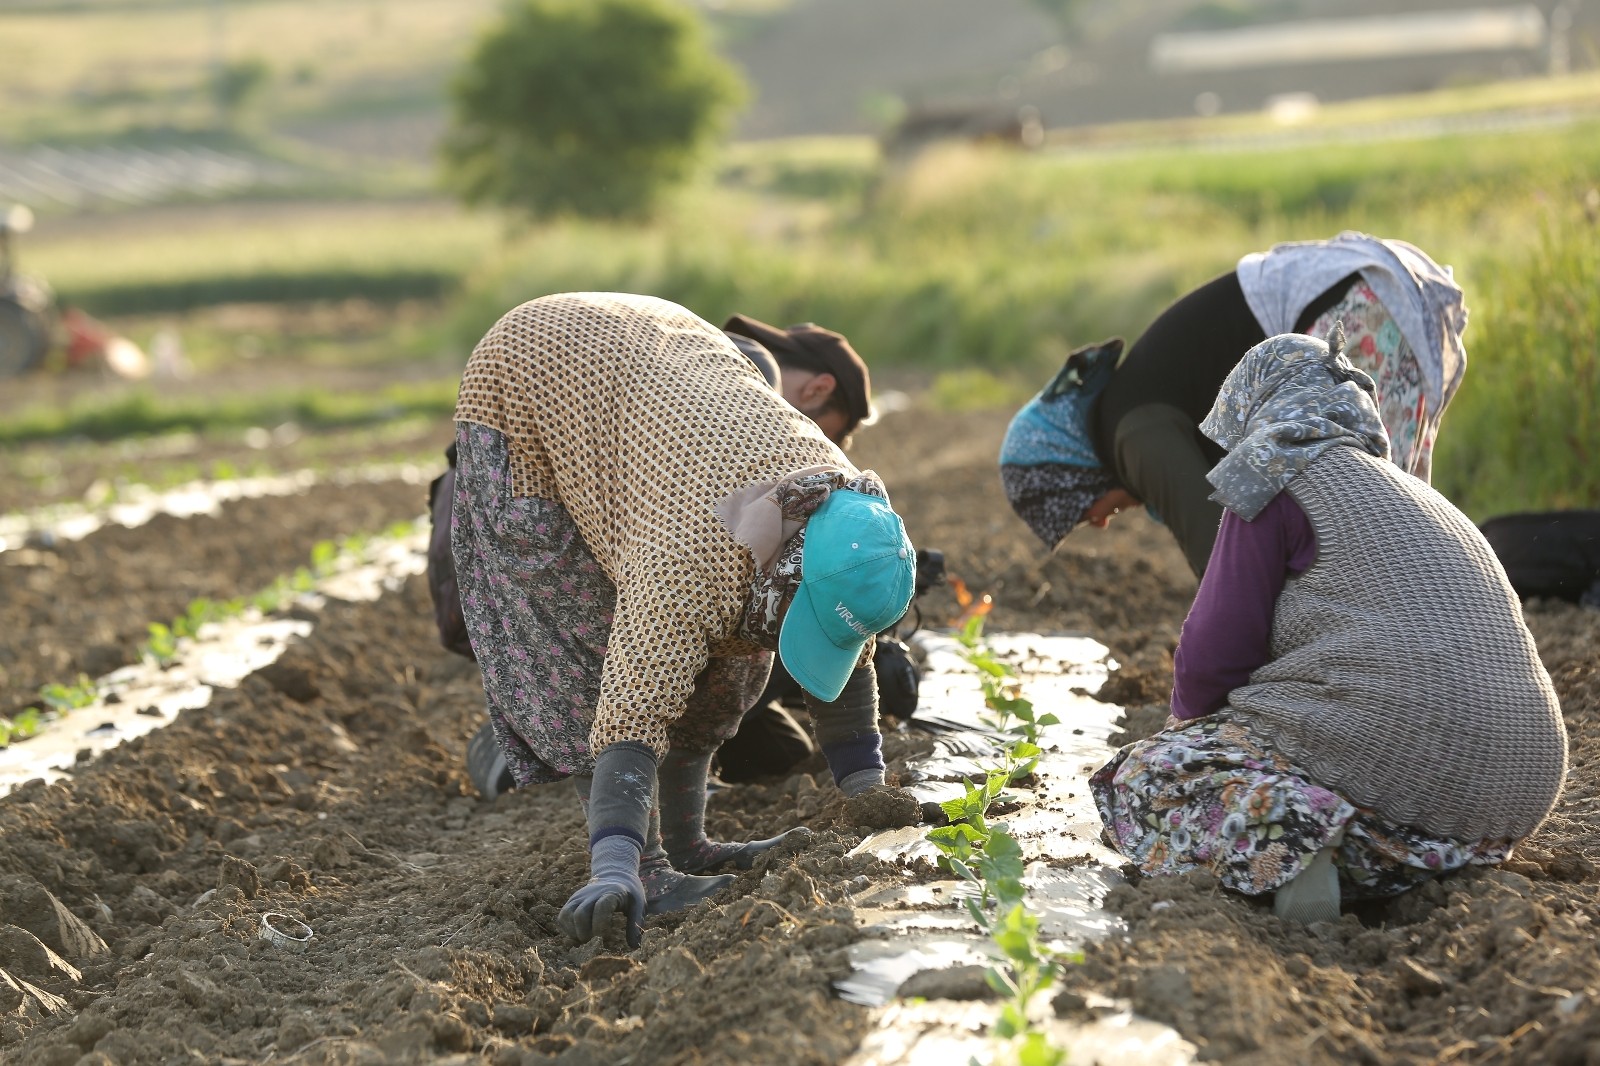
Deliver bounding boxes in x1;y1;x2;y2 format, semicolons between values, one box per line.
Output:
216;855;260;897
1395;957;1447;996
842;785;921;830
896;964;996;1001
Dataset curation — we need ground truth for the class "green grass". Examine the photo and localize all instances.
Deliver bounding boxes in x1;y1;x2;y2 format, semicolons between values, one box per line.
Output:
0;379;459;445
23;200;504;317
450;115;1600;518
0;0;498;140
1433;220;1600;515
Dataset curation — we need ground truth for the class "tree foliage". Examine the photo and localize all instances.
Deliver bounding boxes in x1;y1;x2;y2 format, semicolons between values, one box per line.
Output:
1025;0;1091;39
442;0;745;220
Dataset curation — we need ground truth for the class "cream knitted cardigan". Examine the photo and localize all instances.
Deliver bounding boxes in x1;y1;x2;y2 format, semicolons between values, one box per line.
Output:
1228;447;1567;840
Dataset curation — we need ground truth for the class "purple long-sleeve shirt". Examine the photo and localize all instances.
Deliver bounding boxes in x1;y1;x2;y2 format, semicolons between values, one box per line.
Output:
1171;491;1318;720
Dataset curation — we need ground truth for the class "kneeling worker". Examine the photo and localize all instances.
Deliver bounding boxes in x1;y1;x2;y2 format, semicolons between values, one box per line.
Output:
449;292;916;944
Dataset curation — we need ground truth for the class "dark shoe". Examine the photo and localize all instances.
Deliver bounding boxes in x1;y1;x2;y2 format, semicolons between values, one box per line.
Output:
645;872;736;915
467;721;515;801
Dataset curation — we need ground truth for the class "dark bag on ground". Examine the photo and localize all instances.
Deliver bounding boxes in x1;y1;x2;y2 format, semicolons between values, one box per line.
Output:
1480;510;1600;606
428;442;476;659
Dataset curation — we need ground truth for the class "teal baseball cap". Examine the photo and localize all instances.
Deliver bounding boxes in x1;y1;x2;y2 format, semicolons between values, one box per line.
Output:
779;489;917;703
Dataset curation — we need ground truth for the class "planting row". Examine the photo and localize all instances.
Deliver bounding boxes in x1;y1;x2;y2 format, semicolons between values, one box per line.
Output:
0;475;431;720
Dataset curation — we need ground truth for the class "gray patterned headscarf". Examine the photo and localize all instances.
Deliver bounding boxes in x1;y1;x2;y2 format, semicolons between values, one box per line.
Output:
1200;324;1390;520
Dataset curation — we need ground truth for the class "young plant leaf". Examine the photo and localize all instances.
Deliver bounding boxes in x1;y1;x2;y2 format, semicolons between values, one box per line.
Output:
1017;1031;1067;1066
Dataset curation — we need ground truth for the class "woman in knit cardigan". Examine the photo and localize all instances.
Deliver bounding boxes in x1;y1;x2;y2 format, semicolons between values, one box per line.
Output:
1090;327;1568;923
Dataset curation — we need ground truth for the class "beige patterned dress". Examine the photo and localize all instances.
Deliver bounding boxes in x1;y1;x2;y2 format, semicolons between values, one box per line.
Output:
451;293;856;781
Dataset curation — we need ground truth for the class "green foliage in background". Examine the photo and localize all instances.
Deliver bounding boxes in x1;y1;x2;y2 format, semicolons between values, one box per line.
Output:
14;96;1596;520
449;117;1600;518
1434;220;1600;515
61;267;457;317
0;380;459;446
442;0;746;220
211;57;272;126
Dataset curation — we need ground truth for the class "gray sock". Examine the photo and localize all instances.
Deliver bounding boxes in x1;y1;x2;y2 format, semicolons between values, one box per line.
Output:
1273;846;1342;925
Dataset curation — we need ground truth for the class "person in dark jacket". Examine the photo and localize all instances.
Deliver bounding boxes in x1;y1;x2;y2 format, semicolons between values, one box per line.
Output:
1001;233;1469;577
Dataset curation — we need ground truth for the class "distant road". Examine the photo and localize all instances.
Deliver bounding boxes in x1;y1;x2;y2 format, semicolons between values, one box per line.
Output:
1046;99;1600;157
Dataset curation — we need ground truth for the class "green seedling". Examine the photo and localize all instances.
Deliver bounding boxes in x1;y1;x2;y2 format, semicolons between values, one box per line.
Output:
140;622;180;666
932;614;1070;1065
38;673;98;714
19;516;427;751
8;708;43;741
309;539;339;576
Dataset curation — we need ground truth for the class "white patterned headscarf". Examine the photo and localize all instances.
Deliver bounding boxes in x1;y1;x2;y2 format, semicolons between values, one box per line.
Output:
1200;324;1390;520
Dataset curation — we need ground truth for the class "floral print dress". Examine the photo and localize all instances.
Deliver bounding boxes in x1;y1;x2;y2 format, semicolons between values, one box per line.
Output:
1090;697;1514;900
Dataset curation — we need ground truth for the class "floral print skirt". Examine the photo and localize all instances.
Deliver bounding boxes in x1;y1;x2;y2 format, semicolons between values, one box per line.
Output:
1090;714;1513;899
451;422;772;786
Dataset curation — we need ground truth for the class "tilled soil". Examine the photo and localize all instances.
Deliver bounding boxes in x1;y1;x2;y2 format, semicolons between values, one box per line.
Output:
0;419;452;515
0;403;1595;1065
1;479;432;719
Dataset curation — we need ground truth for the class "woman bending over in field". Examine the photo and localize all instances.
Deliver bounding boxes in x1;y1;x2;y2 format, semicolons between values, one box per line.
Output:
1090;328;1567;923
1000;232;1468;578
450;292;915;947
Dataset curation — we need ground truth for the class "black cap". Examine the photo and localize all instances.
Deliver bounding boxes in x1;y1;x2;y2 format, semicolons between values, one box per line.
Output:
723;314;872;425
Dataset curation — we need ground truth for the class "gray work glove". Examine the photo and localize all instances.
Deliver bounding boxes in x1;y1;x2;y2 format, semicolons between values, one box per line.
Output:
556;742;656;948
808;663;887;798
557;835;647;947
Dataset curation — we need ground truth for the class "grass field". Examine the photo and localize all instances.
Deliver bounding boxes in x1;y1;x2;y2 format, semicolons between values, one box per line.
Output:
0;0;497;141
23;199;503;314
9;77;1600;517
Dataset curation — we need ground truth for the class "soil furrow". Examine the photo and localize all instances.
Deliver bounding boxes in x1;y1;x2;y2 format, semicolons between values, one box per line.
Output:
0;478;429;716
0;406;1593;1064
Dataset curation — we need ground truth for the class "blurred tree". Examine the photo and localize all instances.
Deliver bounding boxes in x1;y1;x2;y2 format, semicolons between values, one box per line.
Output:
442;0;745;221
211;57;270;126
1026;0;1092;39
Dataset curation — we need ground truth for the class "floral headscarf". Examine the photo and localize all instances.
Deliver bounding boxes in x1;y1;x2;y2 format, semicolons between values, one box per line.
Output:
728;469;891;649
1000;464;1118;549
1200;324;1390;520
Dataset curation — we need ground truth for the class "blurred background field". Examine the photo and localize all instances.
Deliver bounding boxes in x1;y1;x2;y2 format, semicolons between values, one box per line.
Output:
2;0;1598;518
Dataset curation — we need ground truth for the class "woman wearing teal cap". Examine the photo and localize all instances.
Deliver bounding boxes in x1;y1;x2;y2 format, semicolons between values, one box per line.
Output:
450;292;916;946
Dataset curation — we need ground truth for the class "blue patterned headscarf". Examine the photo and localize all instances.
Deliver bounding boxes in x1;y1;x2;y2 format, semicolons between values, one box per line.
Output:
1200;324;1391;520
999;339;1123;547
